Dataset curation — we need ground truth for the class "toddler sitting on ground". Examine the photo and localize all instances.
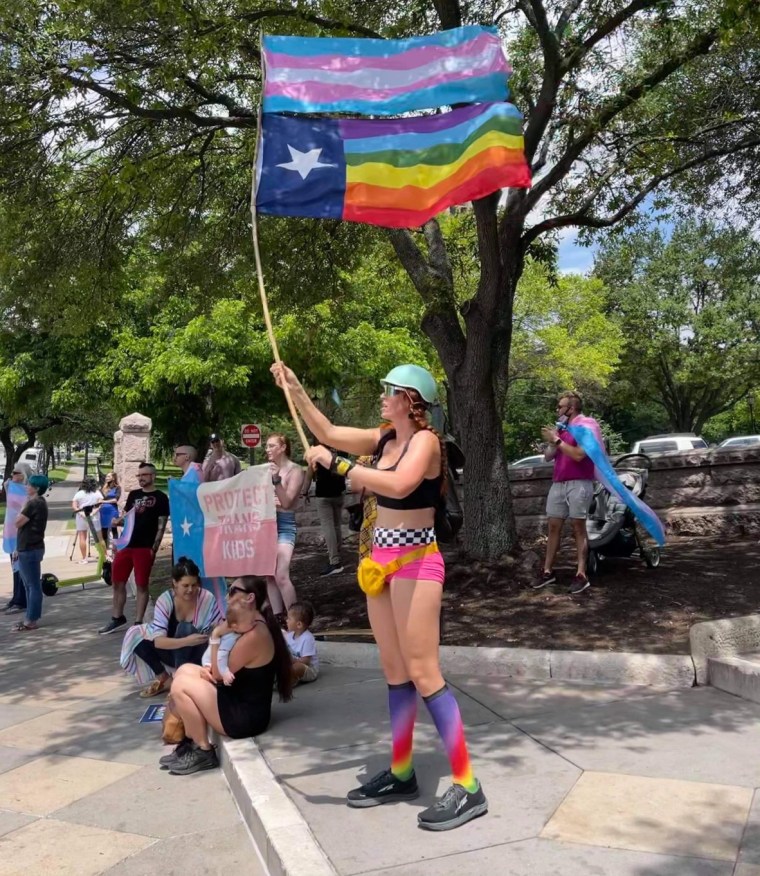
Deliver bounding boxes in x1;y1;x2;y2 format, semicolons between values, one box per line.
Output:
202;604;256;685
284;602;319;684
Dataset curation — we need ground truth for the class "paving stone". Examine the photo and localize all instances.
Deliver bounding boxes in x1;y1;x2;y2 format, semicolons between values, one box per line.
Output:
513;687;760;786
0;701;166;766
542;771;751;861
448;675;665;720
0;702;52;731
269;723;579;874
0;817;152;876
55;763;243;838
0;809;36;838
0;746;39;777
0;754;141;816
359;837;734;876
104;824;266;875
262;677;499;761
738;790;760;866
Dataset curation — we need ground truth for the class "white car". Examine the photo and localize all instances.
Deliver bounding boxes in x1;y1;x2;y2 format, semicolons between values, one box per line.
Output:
20;448;43;473
631;434;708;455
718;435;760;449
509;454;553;468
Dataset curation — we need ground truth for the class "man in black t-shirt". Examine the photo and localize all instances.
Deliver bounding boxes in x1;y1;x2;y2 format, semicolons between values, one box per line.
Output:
98;462;170;634
304;447;346;576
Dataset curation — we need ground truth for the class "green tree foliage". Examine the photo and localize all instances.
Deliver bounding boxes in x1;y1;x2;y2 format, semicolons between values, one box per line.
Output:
595;220;760;434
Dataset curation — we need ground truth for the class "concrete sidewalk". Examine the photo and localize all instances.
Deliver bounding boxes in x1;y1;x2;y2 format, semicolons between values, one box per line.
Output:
0;585;265;875
253;662;760;875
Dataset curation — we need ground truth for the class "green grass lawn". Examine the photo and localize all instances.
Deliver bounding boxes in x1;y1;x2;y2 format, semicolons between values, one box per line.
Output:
0;505;5;526
153;465;183;491
47;464;73;482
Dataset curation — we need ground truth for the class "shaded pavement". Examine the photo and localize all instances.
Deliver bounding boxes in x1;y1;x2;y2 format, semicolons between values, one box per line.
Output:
0;479;264;875
257;665;760;875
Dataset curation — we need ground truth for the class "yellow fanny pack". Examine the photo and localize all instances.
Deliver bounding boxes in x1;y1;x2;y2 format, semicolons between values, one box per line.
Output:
357;542;439;597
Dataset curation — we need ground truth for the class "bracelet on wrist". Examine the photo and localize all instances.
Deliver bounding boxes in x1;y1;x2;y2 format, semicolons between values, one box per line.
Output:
209;637;221;646
330;454;354;477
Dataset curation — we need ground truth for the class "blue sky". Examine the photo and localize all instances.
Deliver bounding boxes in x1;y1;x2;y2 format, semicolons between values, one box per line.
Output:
557;230;598;274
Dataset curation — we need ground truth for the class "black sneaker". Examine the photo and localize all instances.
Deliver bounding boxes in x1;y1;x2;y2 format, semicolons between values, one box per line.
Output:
418;782;488;831
320;563;344;577
98;616;127;634
569;574;590;595
531;570;556;590
346;768;420;808
159;738;193;770
168;744;219;775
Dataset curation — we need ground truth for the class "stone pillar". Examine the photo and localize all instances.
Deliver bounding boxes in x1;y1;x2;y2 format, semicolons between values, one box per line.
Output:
118;413;152;496
113;430;123;489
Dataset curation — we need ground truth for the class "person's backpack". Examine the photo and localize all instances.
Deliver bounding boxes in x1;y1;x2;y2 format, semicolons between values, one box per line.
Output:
434;436;464;544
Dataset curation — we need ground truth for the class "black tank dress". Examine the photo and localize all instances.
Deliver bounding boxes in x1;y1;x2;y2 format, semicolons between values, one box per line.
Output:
216;659;276;738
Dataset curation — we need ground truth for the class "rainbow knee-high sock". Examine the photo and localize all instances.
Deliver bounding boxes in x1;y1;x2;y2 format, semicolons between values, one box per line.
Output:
423;684;478;793
389;681;417;781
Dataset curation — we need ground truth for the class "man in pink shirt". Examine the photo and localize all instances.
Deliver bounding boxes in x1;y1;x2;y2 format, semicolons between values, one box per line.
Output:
534;391;604;595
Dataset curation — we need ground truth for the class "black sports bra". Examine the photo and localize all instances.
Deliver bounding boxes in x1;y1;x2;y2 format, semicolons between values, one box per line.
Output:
373;429;442;510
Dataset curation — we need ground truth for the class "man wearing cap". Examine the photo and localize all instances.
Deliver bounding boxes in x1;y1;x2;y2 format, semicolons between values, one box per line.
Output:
202;435;241;483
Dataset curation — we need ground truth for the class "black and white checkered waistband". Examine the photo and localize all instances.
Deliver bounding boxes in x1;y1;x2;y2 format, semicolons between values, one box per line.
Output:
373;527;436;548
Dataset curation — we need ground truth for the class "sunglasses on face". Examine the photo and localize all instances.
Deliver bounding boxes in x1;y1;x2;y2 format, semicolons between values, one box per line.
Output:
228;585;247;597
382;384;410;398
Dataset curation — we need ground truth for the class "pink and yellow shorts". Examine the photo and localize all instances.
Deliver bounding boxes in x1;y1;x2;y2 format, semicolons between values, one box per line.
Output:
371;527;445;585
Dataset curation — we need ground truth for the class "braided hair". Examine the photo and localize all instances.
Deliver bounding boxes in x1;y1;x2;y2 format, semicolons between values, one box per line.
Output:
403;389;448;496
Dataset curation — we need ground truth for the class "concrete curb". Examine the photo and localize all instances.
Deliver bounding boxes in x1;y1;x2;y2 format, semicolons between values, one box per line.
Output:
318;641;697;688
690;615;760;684
219;736;336;876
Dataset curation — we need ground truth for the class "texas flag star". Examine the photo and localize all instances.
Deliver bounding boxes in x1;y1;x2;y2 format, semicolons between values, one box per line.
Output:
277;144;336;180
180;517;193;537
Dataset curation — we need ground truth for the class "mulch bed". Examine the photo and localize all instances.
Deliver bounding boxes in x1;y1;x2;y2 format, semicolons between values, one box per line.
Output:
293;534;760;654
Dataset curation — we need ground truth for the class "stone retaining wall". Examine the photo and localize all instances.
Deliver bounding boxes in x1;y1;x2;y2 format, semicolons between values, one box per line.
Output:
508;444;760;538
295;446;760;545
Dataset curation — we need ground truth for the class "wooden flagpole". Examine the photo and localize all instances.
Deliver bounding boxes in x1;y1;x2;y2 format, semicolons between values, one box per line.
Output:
249;109;310;454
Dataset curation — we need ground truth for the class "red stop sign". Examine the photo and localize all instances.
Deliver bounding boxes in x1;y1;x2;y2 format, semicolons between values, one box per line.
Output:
241;424;261;448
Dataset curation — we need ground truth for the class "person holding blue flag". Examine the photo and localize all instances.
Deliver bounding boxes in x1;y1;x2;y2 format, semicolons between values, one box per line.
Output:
535;391;603;595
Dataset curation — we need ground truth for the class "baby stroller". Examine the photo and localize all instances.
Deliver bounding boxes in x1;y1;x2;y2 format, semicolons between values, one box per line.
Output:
586;453;662;576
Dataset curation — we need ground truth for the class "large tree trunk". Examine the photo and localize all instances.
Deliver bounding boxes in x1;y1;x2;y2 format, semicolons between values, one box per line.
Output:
452;364;518;556
387;205;525;560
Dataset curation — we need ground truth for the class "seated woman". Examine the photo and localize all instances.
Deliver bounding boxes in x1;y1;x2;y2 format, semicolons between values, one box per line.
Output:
120;557;222;697
161;576;293;775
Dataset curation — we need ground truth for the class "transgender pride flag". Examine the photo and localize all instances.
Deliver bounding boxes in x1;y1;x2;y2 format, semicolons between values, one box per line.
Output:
2;481;27;554
262;25;510;115
113;508;136;550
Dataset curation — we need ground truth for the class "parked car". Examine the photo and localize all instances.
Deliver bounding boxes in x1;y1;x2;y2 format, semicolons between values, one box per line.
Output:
630;433;708;455
20;447;43;473
718;435;760;449
509;454;553;468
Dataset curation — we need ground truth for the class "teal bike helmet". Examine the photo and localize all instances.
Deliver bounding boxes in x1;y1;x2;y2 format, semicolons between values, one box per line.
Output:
381;365;438;406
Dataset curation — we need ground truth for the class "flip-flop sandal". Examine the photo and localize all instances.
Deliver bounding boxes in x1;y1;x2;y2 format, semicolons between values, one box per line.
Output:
140;677;170;698
11;622;38;632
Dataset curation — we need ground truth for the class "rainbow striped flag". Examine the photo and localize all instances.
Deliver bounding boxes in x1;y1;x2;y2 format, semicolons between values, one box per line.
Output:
262;25;510;116
255;103;531;228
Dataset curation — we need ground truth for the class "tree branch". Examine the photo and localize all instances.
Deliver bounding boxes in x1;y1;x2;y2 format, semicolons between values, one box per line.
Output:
520;0;561;162
59;72;256;128
232;8;383;38
432;0;462;30
525;26;719;210
521;134;760;245
561;0;666;73
385;227;466;370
